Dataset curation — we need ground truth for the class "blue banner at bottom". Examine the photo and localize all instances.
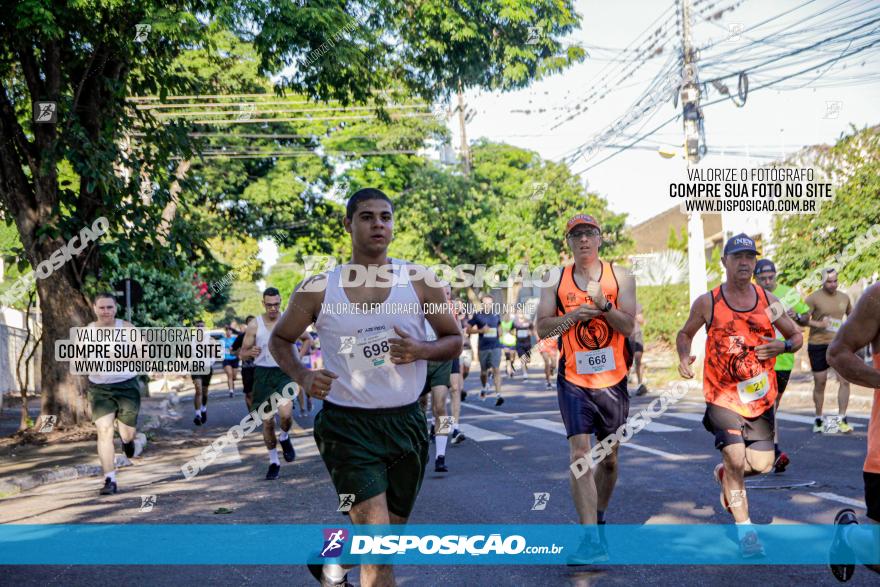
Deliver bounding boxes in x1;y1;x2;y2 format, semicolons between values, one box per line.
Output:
1;524;878;565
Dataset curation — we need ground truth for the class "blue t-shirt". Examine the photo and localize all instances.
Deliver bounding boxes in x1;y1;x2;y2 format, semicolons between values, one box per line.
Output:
223;336;237;360
469;313;502;350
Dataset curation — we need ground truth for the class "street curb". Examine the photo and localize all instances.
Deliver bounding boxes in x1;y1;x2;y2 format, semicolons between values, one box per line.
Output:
0;432;153;499
0;391;190;497
0;448;146;498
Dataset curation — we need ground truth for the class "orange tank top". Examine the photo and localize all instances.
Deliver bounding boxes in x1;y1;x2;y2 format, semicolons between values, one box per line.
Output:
555;262;630;389
703;284;778;418
865;354;880;474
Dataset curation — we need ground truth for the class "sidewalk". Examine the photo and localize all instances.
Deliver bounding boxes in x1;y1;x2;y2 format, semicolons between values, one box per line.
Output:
0;382;189;498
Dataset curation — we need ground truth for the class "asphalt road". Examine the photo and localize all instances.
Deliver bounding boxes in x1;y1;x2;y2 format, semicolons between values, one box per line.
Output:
1;370;876;586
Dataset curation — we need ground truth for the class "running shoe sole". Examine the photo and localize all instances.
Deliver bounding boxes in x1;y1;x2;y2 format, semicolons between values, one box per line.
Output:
280;437;296;462
122;440;136;458
829;508;858;582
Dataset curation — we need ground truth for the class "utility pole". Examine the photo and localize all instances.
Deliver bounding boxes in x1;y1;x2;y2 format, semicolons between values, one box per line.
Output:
680;0;708;362
456;78;470;175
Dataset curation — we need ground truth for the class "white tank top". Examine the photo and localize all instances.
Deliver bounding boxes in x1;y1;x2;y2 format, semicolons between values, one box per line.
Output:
316;259;427;408
254;315;278;367
88;319;137;385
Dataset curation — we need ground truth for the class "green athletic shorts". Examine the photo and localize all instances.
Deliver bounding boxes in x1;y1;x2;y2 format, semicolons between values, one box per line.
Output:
420;360;453;397
314;401;429;518
252;366;295;409
87;377;141;427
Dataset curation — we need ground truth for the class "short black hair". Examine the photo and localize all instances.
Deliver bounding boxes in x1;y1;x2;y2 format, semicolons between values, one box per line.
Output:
245;315;255;323
93;292;117;304
346;188;394;220
263;287;280;298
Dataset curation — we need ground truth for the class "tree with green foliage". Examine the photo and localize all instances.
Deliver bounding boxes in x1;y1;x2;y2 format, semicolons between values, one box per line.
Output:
1;1;585;427
773;127;880;290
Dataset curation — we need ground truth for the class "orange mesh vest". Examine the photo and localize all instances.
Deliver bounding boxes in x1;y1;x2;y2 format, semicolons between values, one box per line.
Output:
704;284;778;418
865;354;880;474
555;262;630;388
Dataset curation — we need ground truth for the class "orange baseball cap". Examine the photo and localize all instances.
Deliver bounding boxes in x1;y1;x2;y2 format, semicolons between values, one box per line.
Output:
565;214;601;235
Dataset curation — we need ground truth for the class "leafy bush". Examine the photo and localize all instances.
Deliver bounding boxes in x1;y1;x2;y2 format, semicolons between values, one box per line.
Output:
639;283;690;345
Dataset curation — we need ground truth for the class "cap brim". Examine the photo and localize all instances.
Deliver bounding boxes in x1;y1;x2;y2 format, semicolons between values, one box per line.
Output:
726;247;759;255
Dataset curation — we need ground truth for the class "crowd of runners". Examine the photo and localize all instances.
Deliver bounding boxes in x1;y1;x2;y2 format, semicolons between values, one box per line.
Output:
79;188;878;585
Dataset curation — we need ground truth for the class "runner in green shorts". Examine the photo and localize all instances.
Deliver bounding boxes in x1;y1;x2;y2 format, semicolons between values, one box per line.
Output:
85;292;141;496
241;287;298;480
269;188;462;587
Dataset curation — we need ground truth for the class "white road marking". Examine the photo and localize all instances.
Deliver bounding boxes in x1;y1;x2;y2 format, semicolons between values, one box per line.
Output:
643;421;689;433
515;418;566;435
514;419;707;461
456;423;512;442
459;402;505;415
810;492;867;509
622;443;701;461
665;412;704;423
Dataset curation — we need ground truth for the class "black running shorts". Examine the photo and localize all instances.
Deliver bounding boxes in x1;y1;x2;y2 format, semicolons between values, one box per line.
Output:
702;403;774;451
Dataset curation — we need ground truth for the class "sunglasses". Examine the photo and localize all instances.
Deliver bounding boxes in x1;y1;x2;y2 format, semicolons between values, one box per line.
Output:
568;229;601;240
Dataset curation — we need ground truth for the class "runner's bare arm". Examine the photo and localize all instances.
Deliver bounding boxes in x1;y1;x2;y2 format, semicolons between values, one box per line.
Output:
804;295;831;329
756;292;804;360
602;265;636;337
270;276;326;382
240;319;259;358
391;273;462;363
299;333;312;358
535;270;571;338
828;284;880;389
676;293;711;378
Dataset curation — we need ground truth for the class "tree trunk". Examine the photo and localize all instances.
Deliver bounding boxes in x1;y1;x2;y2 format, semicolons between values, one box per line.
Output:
36;269;93;427
156;159;191;245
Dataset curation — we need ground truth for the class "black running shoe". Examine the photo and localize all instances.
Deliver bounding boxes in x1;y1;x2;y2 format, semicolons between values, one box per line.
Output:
200;411;207;424
434;456;448;473
307;562;351;586
495;396;505;407
451;430;466;445
99;477;117;495
460;390;467;402
429;423;435;443
122;440;136;458
280;437;296;462
829;508;858;582
193;415;202;426
266;463;281;480
636;384;648;396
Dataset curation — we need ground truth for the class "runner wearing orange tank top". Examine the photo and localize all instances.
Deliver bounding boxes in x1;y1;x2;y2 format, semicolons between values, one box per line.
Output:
827;283;880;582
535;213;637;565
677;234;803;559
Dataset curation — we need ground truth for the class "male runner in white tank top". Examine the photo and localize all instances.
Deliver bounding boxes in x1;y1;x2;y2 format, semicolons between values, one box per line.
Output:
240;287;297;480
86;292;141;496
269;188;461;587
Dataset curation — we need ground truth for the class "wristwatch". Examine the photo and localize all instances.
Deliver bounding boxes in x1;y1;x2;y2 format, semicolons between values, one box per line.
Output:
601;301;612;313
783;340;793;353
